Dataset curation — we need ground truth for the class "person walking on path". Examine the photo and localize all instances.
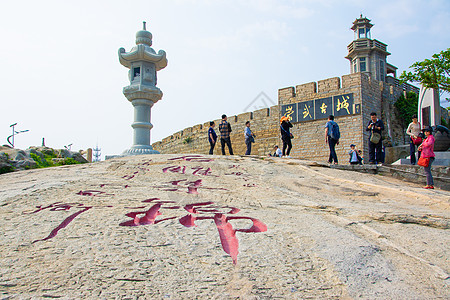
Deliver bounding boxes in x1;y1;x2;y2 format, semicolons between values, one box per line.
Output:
325;115;340;164
418;126;435;189
406;114;422;165
208;121;217;155
244;121;255;155
366;112;385;164
280;116;293;157
219;114;234;155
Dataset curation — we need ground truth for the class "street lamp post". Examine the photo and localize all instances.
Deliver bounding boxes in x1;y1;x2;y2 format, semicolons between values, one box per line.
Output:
7;123;29;148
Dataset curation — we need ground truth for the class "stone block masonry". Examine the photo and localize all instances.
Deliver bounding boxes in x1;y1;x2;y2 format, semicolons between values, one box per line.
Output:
153;72;419;163
152;106;281;156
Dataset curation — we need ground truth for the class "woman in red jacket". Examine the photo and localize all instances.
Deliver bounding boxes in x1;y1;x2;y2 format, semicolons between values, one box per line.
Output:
418;127;435;189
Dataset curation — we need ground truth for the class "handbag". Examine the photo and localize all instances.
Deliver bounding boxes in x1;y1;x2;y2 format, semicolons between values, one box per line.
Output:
249;136;255;143
411;136;422;146
280;125;294;139
370;132;381;144
417;157;430;167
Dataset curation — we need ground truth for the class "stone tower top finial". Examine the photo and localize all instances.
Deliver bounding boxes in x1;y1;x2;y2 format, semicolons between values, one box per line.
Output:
135;21;152;46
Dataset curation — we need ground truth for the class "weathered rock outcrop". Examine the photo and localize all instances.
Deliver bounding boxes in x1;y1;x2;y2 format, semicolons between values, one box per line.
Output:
0;154;448;299
0;146;88;174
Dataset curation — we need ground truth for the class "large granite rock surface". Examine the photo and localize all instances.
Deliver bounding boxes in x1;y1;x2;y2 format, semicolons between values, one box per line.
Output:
0;154;448;299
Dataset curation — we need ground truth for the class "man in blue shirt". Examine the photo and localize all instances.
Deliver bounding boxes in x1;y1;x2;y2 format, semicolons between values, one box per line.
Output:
208;121;217;155
244;121;255;155
325;115;339;164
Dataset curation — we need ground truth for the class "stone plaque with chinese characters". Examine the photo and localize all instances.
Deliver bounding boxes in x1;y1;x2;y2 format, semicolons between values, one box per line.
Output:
281;103;298;123
298;100;314;122
314;97;332;120
333;93;354;117
281;93;357;123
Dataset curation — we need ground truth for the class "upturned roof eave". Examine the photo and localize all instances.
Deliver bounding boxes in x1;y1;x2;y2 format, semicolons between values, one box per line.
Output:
118;46;168;70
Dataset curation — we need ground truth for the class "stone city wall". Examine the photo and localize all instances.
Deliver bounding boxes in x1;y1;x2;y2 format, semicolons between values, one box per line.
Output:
279;73;366;162
153;72;421;163
152;106;280;156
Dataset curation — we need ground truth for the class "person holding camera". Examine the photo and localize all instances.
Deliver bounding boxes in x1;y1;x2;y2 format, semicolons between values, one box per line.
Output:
366;112;385;164
280;116;293;157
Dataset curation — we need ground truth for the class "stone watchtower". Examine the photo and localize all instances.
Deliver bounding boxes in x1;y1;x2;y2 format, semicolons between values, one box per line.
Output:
118;22;168;155
345;15;397;82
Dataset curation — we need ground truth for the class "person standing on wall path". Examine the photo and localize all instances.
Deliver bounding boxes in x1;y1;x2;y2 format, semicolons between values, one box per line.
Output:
244;121;255;155
418;126;435;189
219;114;234;155
208;121;217;155
280;116;293;157
325;115;339;165
406;114;422;165
366;112;385;164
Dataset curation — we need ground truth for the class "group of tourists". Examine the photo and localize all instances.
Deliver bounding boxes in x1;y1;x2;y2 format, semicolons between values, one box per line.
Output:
325;112;435;189
406;114;435;189
208;111;435;189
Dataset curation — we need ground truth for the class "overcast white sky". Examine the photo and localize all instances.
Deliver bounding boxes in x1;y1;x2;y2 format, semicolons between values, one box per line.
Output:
1;0;449;158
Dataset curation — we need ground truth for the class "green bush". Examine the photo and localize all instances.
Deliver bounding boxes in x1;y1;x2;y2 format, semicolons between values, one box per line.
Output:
30;153;53;168
394;92;419;129
183;137;193;144
56;158;79;166
0;164;15;174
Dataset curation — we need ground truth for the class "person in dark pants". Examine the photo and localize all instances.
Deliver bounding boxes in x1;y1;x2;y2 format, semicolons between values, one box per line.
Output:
418;126;435;189
280;116;293;157
325;115;339;164
208;121;217;155
366;112;385;164
244;121;255;155
219;114;233;155
406;114;422;165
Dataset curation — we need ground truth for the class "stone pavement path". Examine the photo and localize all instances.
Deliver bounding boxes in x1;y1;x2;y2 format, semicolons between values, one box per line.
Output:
0;154;448;299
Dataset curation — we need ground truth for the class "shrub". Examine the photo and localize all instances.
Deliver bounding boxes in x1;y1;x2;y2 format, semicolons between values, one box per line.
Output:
183;137;193;144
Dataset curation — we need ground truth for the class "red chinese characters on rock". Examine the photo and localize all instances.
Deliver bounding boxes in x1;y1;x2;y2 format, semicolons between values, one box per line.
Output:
23;202;95;243
120;200;267;265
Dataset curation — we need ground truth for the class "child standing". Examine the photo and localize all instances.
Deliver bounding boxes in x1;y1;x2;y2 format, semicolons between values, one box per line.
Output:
349;144;362;165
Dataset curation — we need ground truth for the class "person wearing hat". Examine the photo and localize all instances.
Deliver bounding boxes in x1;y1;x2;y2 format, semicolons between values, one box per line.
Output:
280;116;293;157
418;126;435;189
348;144;362;165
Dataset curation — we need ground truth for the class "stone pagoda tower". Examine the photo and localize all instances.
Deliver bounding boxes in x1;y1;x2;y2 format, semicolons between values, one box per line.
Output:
118;22;168;155
345;15;397;82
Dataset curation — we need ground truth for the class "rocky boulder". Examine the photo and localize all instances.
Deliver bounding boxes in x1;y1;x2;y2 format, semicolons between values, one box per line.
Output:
0;146;88;174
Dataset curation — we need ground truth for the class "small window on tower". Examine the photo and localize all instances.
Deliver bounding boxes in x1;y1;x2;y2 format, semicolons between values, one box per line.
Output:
133;67;141;78
359;57;366;72
358;28;365;39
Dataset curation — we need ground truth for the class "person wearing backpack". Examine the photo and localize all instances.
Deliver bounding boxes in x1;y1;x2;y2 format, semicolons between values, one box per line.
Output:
325;115;340;165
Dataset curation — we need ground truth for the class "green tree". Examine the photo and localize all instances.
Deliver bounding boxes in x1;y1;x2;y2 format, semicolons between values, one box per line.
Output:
400;48;450;102
394;92;419;139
